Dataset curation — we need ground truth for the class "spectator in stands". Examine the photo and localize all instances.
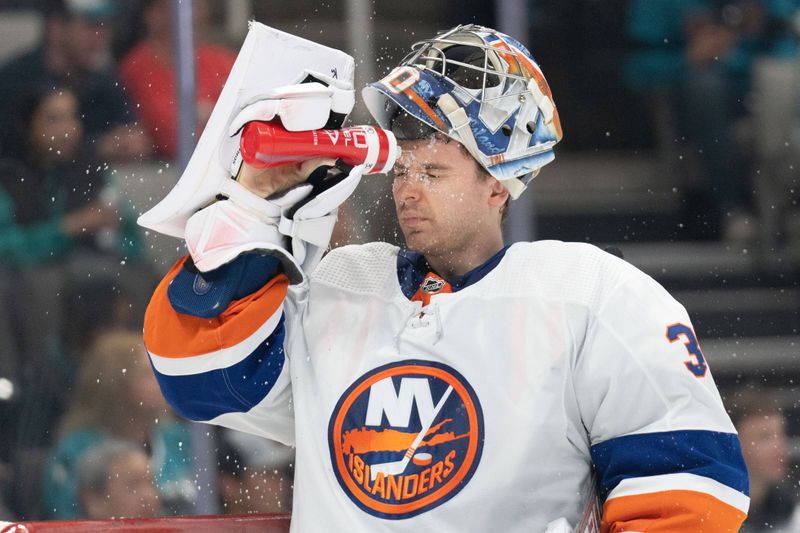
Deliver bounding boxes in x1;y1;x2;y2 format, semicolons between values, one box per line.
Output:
0;84;148;460
61;277;142;368
625;0;800;241
217;429;294;514
76;438;162;519
0;0;152;162
119;0;236;160
0;83;148;409
41;331;196;519
729;386;800;532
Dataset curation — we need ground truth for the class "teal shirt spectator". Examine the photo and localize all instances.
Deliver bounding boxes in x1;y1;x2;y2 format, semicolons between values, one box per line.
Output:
626;0;705;89
41;422;195;519
625;0;800;90
764;0;800;57
0;160;142;270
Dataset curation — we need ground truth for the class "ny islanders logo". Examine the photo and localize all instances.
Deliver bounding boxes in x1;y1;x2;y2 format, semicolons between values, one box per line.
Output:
328;360;484;519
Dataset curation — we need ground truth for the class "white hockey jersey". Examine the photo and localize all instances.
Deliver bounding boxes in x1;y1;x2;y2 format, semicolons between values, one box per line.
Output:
144;240;749;532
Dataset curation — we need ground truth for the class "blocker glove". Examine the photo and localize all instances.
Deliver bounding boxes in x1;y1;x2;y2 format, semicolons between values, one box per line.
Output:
185;78;362;283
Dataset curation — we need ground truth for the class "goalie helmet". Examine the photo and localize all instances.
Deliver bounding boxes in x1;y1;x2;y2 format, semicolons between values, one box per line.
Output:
363;24;563;199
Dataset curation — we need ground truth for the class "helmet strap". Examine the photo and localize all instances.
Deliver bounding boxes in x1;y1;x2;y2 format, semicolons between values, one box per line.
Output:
527;78;555;125
437;93;527;199
436;93;484;163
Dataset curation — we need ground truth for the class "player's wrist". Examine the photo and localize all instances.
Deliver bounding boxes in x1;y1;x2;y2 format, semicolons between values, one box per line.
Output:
236;158;336;199
235;161;285;198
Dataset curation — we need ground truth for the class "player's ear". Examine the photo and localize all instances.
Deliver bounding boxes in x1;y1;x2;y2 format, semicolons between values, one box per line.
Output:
487;178;509;209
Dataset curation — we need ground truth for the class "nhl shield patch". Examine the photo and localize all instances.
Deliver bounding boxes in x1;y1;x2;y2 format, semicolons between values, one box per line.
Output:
328;360;484;519
420;276;446;293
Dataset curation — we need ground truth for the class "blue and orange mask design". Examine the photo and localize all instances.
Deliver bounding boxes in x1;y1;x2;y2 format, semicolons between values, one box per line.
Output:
328;360;484;519
362;24;563;199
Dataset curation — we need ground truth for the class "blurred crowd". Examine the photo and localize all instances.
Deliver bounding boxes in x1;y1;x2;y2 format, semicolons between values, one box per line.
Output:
0;0;794;529
0;0;294;521
625;0;800;247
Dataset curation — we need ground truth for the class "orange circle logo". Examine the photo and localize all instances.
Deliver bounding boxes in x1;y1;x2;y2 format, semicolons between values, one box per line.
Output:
328;360;484;519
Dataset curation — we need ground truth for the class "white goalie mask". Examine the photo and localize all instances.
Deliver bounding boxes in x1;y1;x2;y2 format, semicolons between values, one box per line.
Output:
363;24;563;199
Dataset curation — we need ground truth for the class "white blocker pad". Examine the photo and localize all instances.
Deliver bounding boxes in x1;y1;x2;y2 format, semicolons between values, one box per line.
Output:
137;22;356;238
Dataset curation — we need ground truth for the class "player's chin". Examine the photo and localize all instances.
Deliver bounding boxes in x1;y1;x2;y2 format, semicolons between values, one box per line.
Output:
401;229;430;253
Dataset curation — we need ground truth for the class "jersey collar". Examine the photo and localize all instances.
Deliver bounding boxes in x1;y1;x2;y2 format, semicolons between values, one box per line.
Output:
396;245;510;300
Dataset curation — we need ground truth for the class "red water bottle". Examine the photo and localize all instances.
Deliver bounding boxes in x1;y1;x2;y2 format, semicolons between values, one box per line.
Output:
239;121;399;175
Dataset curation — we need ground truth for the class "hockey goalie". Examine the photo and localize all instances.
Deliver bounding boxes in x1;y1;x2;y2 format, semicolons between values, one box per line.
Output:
139;21;750;533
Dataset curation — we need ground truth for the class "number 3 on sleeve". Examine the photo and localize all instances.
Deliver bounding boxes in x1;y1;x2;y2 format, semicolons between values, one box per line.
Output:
666;323;708;378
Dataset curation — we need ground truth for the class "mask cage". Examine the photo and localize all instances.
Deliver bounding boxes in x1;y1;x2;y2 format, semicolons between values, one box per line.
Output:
399;25;532;106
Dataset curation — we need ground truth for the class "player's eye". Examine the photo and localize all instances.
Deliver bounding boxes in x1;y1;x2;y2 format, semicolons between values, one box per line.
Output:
424;170;445;180
393;166;409;177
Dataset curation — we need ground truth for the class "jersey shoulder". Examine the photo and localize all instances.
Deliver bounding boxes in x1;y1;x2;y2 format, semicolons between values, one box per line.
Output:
311;242;399;295
496;240;655;308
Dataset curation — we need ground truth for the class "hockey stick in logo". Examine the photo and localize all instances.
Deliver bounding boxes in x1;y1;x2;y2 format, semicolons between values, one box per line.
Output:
370;385;454;481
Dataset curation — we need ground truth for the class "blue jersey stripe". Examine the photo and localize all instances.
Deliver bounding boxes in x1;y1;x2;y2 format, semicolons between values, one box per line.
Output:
168;253;282;319
151;316;287;421
590;430;749;499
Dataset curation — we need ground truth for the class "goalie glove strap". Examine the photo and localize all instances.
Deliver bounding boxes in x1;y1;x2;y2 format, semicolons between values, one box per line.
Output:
279;163;365;271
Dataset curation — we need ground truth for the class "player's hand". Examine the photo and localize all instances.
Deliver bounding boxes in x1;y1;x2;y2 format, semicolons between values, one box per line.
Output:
235;157;336;198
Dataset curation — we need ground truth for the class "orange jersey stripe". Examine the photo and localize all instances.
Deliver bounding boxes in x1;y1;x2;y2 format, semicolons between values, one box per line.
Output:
144;256;289;358
602;490;747;533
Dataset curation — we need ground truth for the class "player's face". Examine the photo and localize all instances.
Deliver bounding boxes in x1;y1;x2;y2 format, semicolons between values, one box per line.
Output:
392;137;504;258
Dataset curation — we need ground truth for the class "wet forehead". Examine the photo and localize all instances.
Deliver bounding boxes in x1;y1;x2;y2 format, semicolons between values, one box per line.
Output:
395;137;468;171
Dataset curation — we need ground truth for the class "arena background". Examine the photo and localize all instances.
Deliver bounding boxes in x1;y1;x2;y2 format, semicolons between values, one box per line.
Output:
0;0;796;528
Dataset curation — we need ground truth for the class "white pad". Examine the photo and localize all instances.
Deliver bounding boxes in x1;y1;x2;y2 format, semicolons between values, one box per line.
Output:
227;82;343;134
185;181;312;282
138;22;356;238
185;164;363;281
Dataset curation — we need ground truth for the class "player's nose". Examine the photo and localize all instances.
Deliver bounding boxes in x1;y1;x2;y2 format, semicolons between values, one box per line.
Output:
392;173;422;203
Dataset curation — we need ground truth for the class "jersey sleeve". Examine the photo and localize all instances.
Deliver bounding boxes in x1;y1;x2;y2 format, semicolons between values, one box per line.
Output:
143;253;296;445
574;269;749;532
